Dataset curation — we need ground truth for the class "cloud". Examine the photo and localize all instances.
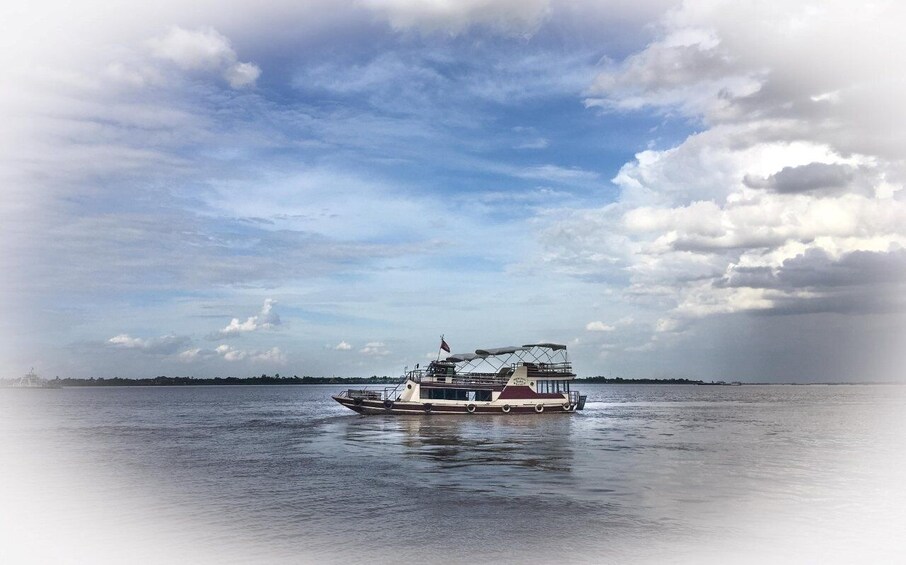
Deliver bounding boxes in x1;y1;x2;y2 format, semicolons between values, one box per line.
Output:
148;26;260;88
363;0;552;36
107;334;191;355
512;126;549;149
177;348;204;361
516;164;599;184
334;341;353;351
585;321;615;332
655;318;683;333
721;247;906;292
536;0;906;353
214;344;286;363
253;347;287;363
5;1;904;383
743;162;857;194
586;27;762;118
222;61;262;89
216;344;244;361
516;138;549;150
215;299;281;338
359;341;389;356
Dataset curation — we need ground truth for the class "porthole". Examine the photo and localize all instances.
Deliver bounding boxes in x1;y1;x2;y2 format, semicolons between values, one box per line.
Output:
407;384;412;389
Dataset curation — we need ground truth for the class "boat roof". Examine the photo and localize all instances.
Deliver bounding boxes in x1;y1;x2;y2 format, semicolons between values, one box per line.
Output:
522;343;567;351
443;343;567;363
445;352;481;362
475;346;521;356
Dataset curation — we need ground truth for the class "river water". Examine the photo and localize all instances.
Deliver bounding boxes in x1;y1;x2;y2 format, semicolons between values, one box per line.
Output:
2;384;904;564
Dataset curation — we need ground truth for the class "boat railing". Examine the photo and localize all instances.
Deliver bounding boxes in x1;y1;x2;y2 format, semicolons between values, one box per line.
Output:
337;389;382;400
525;362;574;374
417;373;510;386
337;387;403;401
409;362;573;384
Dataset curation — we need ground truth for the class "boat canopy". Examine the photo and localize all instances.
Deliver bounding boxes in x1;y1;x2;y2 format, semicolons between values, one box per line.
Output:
475;346;522;356
445;352;481;362
447;344;566;361
522;343;567;351
428;341;572;377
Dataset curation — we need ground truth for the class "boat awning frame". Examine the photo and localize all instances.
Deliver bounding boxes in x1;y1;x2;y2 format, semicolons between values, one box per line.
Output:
522;343;567;351
440;343;571;373
445;352;481;362
474;346;522;356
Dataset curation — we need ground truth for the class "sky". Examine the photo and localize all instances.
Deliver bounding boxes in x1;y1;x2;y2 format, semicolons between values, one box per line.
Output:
1;0;905;381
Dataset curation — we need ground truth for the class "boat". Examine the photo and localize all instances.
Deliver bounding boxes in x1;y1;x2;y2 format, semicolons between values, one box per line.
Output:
332;343;587;415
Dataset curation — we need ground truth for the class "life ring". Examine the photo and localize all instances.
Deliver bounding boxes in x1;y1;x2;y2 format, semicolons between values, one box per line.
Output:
424;403;433;413
535;404;544;413
353;397;363;407
502;404;511;413
562;403;572;411
384;399;394;410
466;404;476;414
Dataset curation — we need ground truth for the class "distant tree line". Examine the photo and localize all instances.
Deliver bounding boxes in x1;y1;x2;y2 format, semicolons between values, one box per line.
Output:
32;375;726;387
53;374;400;387
577;376;706;384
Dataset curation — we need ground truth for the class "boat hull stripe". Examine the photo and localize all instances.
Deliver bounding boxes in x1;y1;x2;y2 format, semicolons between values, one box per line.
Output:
332;396;575;415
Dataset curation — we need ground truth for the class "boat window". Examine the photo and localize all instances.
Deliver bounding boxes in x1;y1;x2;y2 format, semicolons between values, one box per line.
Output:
475;390;492;402
420;388;443;400
421;388;473;401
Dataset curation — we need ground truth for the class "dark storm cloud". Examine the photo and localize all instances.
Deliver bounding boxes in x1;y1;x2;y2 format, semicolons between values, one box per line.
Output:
777;248;906;288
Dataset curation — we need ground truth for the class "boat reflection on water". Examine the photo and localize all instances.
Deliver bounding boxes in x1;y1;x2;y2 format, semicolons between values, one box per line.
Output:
339;413;577;495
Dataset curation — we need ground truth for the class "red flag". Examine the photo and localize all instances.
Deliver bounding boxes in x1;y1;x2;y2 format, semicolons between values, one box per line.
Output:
440;338;451;353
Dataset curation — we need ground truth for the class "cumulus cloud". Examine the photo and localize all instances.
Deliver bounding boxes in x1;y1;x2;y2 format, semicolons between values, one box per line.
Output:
743;162;857;194
334;341;353;351
586;26;761;118
215;299;281;338
359;342;389;356
538;0;906;352
215;344;286;363
585;321;615;332
721;248;906;291
148;26;260;88
107;334;191;355
253;347;287;363
177;348;205;361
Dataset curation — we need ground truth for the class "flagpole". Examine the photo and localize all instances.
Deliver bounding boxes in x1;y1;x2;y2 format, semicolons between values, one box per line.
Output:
436;334;444;361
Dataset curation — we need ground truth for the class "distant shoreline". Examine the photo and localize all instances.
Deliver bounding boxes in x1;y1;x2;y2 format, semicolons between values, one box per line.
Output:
1;375;901;387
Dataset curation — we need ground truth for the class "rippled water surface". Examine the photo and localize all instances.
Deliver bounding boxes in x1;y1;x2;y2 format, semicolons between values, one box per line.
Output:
2;384;905;564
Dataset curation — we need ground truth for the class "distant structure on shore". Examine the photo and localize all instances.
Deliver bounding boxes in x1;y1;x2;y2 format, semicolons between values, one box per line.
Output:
0;368;61;389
